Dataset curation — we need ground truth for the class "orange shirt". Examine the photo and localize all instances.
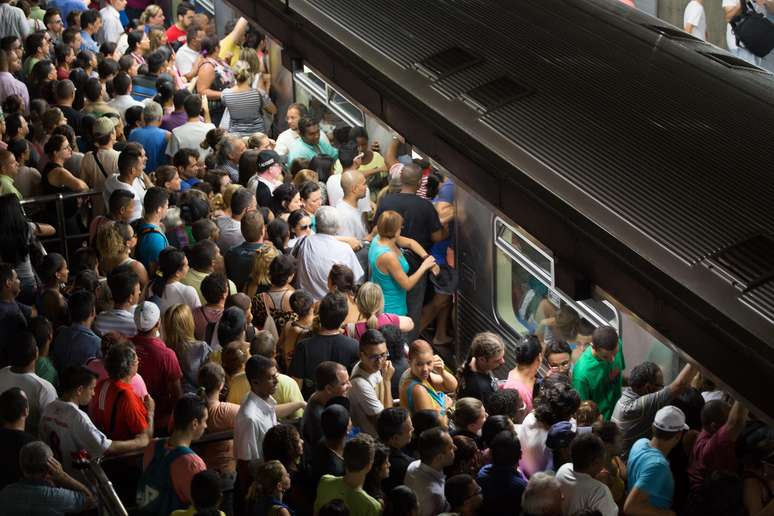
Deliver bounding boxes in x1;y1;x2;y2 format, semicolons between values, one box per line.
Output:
89;378;148;440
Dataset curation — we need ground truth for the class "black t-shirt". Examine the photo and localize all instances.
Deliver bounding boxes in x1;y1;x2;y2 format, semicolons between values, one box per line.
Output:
288;333;359;398
0;301;32;368
57;105;83;135
458;369;498;403
309;442;345;488
373;193;442;252
301;397;325;453
383;447;413;493
0;428;35;489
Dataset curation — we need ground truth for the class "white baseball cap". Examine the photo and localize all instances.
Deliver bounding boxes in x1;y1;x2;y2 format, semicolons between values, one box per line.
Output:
653;405;689;432
134;301;160;333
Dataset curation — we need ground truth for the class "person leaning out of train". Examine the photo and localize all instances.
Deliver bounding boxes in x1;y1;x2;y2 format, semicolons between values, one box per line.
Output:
368;210;438;317
399;340;457;428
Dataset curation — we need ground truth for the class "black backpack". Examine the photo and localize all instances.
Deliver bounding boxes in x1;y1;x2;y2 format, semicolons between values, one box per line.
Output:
732;0;774;58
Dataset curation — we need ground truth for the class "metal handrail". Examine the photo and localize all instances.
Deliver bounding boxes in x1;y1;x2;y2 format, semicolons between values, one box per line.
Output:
100;430;235;463
20;189;103;262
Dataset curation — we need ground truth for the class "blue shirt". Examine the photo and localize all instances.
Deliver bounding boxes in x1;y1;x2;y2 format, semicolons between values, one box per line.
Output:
180;177;200;191
136;222;169;269
627;438;674;509
80;31;99;52
50;323;101;374
368;236;408;316
49;0;88;27
287;138;339;168
128;125;169;172
476;464;527;516
0;478;87;515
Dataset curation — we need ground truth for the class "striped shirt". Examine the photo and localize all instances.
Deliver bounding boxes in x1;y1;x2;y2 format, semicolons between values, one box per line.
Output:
221;88;269;137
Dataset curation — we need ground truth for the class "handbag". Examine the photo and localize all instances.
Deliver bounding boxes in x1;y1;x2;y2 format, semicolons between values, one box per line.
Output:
732;0;774;58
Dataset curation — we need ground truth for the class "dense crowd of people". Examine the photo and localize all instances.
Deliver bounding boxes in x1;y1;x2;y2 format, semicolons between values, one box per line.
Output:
0;1;769;515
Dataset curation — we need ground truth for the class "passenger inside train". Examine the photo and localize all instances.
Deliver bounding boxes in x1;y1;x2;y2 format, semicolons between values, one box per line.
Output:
0;5;768;516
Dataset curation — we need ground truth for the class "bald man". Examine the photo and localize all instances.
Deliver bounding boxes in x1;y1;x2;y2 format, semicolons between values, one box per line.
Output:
335;169;368;240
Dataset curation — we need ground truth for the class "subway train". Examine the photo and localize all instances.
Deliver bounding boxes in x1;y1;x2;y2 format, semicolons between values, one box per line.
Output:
229;0;774;423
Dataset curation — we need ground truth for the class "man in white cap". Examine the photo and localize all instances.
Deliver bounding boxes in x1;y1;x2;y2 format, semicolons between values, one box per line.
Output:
624;405;688;516
131;301;182;432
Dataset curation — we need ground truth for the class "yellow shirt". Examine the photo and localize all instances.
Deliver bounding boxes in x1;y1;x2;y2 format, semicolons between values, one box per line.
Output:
276;373;304;420
227;371;304;420
0;175;21;199
181;268;237;305
358;152;386;175
226;371;250;404
218;35;241;67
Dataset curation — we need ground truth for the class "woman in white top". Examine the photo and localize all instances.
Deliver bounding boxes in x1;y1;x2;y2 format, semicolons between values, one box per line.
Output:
148;247;201;316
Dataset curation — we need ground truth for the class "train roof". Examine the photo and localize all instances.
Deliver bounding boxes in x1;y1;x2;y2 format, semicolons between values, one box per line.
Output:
241;0;774;419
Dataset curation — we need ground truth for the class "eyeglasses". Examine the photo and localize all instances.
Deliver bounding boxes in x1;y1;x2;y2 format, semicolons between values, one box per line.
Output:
366;352;388;362
548;360;571;370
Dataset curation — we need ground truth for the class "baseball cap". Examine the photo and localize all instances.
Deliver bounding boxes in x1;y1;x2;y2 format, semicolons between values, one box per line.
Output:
257;150;280;171
92;117;118;138
134;301;160;333
654;405;689;432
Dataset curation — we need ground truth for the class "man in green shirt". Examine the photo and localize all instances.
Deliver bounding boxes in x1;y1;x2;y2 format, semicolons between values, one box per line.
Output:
314;433;382;516
0;150;21;199
571;326;625;420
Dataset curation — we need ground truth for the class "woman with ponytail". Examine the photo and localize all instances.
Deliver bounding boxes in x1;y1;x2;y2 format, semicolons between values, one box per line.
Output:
149;247;201;315
196;362;240;510
502;334;543;415
326;264;360;325
163;304;211;393
343;281;414;340
456;332;506;402
248;460;293;516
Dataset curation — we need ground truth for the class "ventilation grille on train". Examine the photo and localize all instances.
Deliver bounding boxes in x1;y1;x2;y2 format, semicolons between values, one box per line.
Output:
415;47;483;80
462;76;532;112
698;51;767;72
457;292;516;380
643;24;704;43
706;234;774;290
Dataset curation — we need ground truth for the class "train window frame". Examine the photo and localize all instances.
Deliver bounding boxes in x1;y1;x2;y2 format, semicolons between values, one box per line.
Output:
492;217;621;338
293;65;366;128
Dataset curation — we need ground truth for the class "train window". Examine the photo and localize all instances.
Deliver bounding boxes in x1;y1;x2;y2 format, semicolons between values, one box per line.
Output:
495;218;553;285
293;65;365;131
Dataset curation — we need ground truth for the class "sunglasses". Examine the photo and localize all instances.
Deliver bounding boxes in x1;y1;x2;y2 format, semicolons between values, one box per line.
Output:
297;224;310;230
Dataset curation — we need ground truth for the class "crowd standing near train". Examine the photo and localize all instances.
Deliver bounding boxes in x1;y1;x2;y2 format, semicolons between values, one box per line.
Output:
0;3;768;516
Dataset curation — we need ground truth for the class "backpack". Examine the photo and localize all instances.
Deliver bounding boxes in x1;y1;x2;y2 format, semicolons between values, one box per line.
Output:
136;440;195;515
732;0;774;58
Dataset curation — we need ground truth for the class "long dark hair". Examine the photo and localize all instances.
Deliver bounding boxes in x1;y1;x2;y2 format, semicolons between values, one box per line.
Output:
0;194;31;264
150;247;186;298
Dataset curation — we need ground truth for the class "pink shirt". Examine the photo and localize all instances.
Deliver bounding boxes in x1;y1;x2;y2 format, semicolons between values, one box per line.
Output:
502;371;534;415
86;358;149;397
344;313;401;340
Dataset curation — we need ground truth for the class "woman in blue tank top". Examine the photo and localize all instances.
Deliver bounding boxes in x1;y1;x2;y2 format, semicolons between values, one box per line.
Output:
368;210;437;316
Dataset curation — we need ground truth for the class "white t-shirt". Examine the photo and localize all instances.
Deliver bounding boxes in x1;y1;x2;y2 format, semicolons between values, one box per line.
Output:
103;174;146;222
348;363;384;437
0;367;56;436
175;45;200;76
167;121;216;158
326;174;371;213
39;399;112;475
516;411;552;477
335;200;368;240
234;391;277;461
158;281;201;317
684;1;707;40
556;463;618;516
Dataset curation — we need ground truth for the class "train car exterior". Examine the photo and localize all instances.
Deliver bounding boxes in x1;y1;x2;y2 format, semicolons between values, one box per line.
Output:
230;0;774;422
